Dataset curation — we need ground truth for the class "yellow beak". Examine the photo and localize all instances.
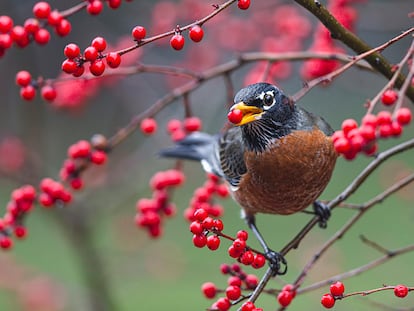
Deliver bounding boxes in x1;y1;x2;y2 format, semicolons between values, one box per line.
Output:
229;102;263;126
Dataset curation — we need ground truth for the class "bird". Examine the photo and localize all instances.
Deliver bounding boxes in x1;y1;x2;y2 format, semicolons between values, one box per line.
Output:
160;82;338;274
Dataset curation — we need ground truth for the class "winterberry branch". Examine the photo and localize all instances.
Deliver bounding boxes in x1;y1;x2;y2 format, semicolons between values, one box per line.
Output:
293;0;414;101
291;27;414;103
298;243;414;295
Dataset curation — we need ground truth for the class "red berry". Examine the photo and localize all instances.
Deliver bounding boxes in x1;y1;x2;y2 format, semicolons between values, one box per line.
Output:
189;221;204;235
394;285;409;298
215;297;231;311
11;26;30;48
140;118;157;135
202;282;217;299
334;137;351;154
16;70;32;87
33;2;51;19
238;0;251;10
236;230;248;241
167;119;182;133
61;59;78;74
252;253;266;269
24;18;40;34
202;217;214;230
91;36;107;52
108;0;122;9
55;19;71;36
396;108;412;125
321;293;335;308
362;114;378;128
240;250;254;265
193;208;208;222
342;119;358;135
84;46;99;61
228;245;243;258
379;124;393;138
106;52;121;68
282;284;297;298
227;276;242;287
189;25;204;42
245;274;259;289
391;121;402;137
241;302;256;311
330;281;345;296
192;234;207;248
47;10;62;26
40;85;57;102
227;109;243;124
183;116;202;132
132;26;146;41
359;125;376;142
34;28;50;45
89;60;106;76
232;238;246;250
0;236;12;249
20;85;36;101
381;89;398;106
277;290;293;307
64;43;80;59
72;65;85;77
226;285;241;300
0;33;12;49
170;34;185;50
87;0;104;15
206;235;221;250
70;177;83;190
90;150;107;165
0;16;13;33
377;111;392;125
14;225;27;238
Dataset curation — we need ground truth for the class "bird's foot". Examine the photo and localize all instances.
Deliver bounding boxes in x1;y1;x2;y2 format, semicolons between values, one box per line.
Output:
313;201;331;229
264;249;287;276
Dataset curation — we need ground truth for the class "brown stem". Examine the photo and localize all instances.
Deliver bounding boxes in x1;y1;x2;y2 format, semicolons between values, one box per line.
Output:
293;0;414;101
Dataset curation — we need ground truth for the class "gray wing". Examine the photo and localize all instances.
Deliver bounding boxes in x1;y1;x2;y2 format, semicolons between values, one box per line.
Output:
218;127;247;188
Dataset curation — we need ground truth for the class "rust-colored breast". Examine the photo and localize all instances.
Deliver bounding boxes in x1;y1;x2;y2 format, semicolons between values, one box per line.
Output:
233;129;337;216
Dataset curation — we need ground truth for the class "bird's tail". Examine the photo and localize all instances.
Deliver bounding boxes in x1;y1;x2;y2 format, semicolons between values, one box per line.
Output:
159;132;222;176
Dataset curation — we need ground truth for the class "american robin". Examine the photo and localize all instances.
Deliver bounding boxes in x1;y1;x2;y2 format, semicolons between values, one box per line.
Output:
160;82;337;274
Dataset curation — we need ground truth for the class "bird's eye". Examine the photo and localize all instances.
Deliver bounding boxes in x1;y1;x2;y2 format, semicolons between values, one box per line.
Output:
263;93;274;106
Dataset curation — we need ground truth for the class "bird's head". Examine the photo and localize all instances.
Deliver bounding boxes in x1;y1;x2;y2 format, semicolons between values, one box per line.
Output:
228;83;294;126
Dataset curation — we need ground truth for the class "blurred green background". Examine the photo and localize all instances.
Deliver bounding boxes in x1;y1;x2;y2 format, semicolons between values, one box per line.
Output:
0;0;413;310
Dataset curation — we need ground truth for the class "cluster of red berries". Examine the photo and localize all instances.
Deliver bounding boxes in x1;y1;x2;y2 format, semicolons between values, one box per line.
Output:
228;231;266;270
184;173;228;223
135;169;184;238
38;178;72;208
166;117;203;141
333;107;412;160
201;263;260;311
190;208;224;250
321;281;345;308
140;116;203;138
60;138;108;190
15;70;57;102
0;2;71;58
62;36;122;77
0;185;36;249
86;0;133;15
169;25;205;51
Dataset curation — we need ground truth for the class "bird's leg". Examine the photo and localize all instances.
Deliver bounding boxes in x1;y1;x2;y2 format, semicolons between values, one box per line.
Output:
244;214;287;276
313;200;331;229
